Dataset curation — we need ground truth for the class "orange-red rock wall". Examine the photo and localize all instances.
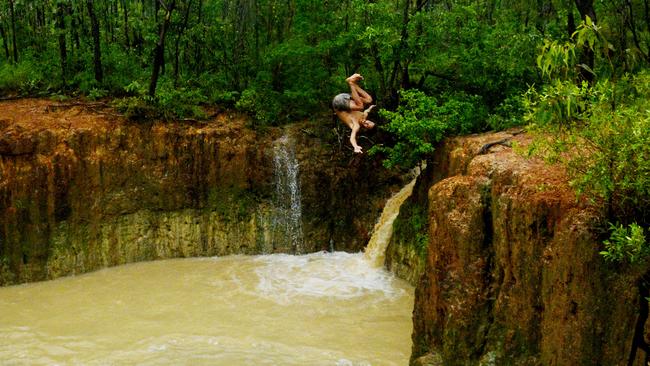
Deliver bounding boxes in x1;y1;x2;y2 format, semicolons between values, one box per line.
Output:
409;132;644;365
0;100;399;285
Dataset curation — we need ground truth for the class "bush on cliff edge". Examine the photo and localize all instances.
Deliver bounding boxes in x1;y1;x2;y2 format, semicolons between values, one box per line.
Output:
524;20;650;264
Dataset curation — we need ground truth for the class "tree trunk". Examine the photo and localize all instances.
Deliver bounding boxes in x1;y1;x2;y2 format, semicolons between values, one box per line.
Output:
0;24;10;60
87;0;103;83
112;1;118;43
149;0;176;97
38;5;45;28
574;0;596;82
370;42;387;101
194;0;203;70
284;0;295;41
8;0;18;63
567;7;576;36
266;0;273;44
626;0;650;63
644;0;650;39
253;0;260;67
80;0;87;34
103;1;111;43
174;0;193;84
574;0;596;23
73;7;81;51
645;0;650;34
122;0;130;48
35;5;46;50
388;0;411;103
56;2;68;84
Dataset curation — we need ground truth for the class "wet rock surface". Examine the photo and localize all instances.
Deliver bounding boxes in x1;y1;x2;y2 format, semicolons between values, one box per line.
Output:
0;99;400;285
403;131;647;365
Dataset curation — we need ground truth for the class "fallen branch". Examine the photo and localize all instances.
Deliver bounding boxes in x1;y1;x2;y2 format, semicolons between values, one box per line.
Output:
45;101;108;112
477;129;525;155
0;95;27;101
300;128;318;138
477;138;511;155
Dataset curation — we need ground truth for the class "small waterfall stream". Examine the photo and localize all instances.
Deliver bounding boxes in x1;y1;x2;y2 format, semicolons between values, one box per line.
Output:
271;135;304;254
364;172;419;267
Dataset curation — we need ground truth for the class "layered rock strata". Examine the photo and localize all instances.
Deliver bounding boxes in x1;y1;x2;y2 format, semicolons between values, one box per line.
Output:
402;132;646;365
0;99;398;285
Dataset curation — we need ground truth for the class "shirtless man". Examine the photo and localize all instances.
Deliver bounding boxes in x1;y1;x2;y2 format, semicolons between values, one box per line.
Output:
332;74;376;153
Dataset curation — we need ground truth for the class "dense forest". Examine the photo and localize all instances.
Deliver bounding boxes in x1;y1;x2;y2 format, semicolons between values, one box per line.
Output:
0;0;649;262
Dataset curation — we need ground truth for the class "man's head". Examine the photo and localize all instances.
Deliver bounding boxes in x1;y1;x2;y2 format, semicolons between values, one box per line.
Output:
361;120;375;129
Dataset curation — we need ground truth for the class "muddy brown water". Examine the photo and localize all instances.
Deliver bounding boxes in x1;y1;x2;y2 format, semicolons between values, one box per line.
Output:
0;252;413;365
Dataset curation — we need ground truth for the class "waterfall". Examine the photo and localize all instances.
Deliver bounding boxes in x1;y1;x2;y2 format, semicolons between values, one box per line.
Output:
364;171;419;267
271;135;304;254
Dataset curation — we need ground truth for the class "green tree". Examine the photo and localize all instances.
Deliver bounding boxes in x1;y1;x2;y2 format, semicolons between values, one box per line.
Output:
525;16;650;262
370;89;487;168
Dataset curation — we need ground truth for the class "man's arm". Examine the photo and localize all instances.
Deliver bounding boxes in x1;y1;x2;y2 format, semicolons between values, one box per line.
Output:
350;123;363;153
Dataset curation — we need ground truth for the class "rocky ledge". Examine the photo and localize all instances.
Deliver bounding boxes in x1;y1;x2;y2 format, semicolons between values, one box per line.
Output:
388;131;648;365
0;99;401;285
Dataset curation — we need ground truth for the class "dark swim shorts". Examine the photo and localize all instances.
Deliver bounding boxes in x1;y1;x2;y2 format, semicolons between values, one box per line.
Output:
332;93;351;112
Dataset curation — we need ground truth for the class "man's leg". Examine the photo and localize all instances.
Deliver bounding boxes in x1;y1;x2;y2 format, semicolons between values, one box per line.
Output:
349;121;363;153
346;74;373;110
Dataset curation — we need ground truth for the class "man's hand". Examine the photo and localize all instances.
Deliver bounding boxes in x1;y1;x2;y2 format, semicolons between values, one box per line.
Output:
354;145;363;154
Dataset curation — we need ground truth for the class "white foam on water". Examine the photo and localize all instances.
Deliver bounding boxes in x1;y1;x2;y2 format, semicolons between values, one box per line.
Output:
253;251;404;305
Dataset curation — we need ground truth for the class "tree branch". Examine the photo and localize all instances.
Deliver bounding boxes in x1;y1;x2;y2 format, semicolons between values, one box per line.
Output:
158;0;170;12
626;0;650;63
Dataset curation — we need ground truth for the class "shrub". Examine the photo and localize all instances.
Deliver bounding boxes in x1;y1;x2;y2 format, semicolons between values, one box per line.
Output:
601;223;649;264
235;86;283;127
100;44;148;94
526;73;650;225
524;18;650;263
0;61;46;94
155;82;207;120
486;95;526;131
114;80;207;120
370;89;487;168
112;96;154;120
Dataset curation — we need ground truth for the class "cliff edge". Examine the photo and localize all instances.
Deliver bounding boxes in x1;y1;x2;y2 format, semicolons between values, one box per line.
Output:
399;132;647;365
0;99;400;285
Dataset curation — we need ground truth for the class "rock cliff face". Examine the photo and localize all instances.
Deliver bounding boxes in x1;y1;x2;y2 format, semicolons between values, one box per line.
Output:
5;99;645;363
0;99;399;285
393;131;648;365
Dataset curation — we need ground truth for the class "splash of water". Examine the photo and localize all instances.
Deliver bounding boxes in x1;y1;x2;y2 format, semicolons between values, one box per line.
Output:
254;251;404;305
364;173;419;267
271;135;304;254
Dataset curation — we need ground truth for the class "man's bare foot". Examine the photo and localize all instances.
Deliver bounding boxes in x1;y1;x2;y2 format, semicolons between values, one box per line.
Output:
346;73;363;84
364;105;376;115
